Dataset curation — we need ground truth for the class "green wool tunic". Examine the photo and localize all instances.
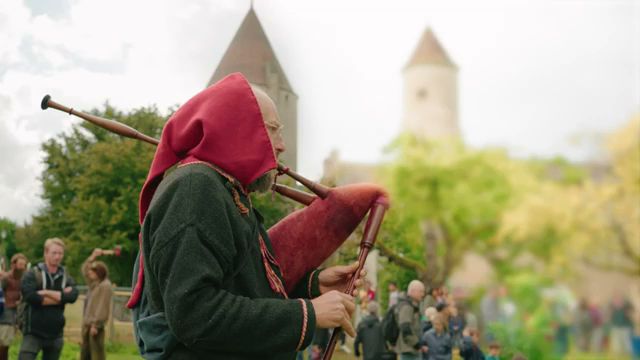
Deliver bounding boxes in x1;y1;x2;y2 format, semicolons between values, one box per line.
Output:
140;163;319;359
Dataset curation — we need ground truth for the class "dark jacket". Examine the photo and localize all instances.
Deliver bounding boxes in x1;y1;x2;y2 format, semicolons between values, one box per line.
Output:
135;164;318;359
21;263;79;339
354;314;385;360
458;336;485;360
449;315;465;344
421;328;452;360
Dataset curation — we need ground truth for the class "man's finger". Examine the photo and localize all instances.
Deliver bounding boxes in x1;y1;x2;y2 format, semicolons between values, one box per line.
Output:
340;312;356;337
338;262;359;275
336;291;354;302
343;297;356;315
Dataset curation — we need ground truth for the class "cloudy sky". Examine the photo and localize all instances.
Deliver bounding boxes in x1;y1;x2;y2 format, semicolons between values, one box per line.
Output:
1;0;638;223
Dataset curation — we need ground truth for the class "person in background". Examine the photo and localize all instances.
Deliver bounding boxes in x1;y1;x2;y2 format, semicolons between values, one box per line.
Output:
609;293;634;355
588;301;604;352
481;287;500;342
424;287;441;309
458;302;478;332
435;302;450;334
19;238;79;360
422;307;437;334
458;327;484;360
81;249;113;360
574;298;592;352
447;304;465;347
359;279;376;318
421;313;452;360
0;253;28;360
396;280;426;360
354;302;384;360
311;328;330;360
388;282;400;307
486;342;501;360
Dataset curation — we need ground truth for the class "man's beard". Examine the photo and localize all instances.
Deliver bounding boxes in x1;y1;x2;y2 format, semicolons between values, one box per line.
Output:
248;170;276;193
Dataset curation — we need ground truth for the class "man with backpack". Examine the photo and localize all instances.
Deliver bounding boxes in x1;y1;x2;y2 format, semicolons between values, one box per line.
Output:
395;280;426;360
382;280;425;360
18;238;79;360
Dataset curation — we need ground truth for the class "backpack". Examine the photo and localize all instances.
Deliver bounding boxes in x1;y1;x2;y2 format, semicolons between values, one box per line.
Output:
16;265;67;332
381;303;400;346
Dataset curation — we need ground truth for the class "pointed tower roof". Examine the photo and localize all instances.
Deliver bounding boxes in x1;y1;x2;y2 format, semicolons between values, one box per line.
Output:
405;28;456;69
208;8;293;92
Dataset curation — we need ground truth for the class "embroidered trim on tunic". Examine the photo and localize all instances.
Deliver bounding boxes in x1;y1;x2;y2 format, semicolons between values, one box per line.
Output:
259;235;288;298
296;299;309;351
308;269;319;298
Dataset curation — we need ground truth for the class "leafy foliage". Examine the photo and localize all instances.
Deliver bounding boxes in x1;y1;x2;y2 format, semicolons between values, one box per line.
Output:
489;321;556;360
0;217;18;266
16;104;165;285
499;115;640;278
377;135;517;288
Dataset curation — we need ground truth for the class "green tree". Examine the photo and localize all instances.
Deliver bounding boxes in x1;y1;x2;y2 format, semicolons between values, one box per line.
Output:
0;217;18;267
377;136;517;288
22;103;166;285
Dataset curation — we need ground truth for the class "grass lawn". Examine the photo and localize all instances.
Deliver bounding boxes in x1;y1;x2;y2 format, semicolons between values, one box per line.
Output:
8;339;141;359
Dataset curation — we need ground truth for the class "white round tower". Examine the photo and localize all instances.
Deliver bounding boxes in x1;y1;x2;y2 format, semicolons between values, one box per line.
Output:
402;28;459;140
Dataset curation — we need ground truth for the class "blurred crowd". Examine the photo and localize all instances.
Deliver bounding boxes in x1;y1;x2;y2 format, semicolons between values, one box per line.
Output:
303;279;638;360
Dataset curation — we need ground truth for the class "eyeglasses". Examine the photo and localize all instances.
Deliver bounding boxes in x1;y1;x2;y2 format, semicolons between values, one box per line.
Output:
264;122;284;143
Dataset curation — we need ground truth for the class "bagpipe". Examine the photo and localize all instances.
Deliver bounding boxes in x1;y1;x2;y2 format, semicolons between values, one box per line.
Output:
41;94;389;359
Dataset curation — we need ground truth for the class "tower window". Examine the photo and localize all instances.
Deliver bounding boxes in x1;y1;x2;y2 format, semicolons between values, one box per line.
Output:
416;88;428;100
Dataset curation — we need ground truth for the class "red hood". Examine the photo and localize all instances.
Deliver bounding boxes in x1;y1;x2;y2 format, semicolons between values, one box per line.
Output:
138;72;276;224
129;73;276;309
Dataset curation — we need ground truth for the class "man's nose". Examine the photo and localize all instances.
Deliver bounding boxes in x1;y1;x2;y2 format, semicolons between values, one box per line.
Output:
274;139;286;156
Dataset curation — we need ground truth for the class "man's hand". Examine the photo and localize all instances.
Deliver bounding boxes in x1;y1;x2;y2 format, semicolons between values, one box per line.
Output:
422;345;429;353
90;325;98;337
63;286;72;294
37;290;62;305
318;263;366;296
310;290;357;337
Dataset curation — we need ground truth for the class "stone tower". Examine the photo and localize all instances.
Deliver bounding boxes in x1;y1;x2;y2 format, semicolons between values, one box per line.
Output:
402;28;459;140
208;7;298;170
